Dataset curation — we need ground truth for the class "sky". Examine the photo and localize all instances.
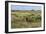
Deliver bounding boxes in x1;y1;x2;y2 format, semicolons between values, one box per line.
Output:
11;5;41;10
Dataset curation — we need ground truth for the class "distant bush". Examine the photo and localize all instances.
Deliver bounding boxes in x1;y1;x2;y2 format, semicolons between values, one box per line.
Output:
11;10;15;12
36;16;41;20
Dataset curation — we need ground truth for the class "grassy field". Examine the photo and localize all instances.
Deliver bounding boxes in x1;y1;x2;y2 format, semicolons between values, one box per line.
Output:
11;10;41;28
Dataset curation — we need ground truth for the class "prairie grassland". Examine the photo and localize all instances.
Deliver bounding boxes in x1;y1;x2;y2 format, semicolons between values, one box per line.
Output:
11;10;41;28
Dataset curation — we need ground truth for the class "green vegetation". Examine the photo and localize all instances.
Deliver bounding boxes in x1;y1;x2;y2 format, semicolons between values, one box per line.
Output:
11;10;41;28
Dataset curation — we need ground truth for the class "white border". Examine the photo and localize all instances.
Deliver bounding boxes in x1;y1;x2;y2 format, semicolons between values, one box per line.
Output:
8;2;44;32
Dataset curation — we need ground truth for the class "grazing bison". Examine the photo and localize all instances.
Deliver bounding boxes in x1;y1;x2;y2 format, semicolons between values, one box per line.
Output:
26;16;32;22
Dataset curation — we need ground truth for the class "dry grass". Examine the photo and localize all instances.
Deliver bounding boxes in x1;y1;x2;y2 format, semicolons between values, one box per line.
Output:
11;10;41;28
